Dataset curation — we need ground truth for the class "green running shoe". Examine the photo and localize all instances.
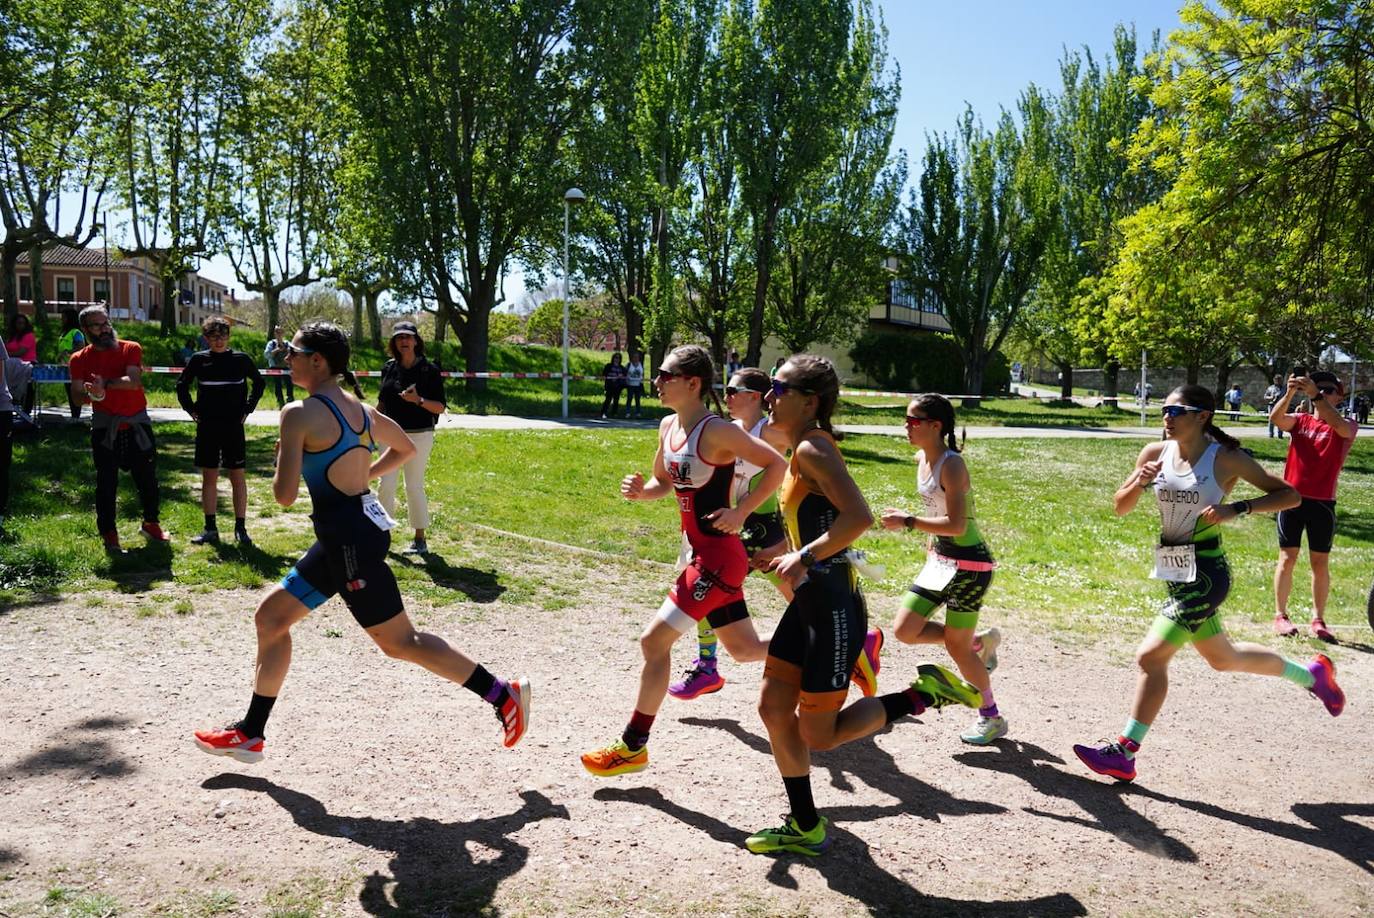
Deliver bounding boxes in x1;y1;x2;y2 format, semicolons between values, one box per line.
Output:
745;814;830;856
913;663;984;711
959;714;1008;745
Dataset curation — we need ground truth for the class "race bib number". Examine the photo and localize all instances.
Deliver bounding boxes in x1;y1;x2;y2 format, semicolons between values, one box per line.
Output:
361;493;398;531
914;554;959;592
1152;543;1197;583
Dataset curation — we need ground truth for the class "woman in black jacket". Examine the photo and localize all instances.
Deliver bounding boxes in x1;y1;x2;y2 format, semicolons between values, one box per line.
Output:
377;322;446;554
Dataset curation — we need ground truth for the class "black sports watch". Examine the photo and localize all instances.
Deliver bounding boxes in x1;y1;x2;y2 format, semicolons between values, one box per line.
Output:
799;547;818;568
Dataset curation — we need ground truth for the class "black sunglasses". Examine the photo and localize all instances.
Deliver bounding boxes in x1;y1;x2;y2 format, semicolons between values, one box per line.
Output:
769;379;815;398
725;385;766;396
655;367;684;383
1160;405;1205;418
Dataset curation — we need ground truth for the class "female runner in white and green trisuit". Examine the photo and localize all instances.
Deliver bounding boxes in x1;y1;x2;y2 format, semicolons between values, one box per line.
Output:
880;393;1005;745
1074;384;1344;783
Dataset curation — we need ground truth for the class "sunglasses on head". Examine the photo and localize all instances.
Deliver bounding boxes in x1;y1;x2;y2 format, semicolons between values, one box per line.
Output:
769;379;814;398
1160;404;1205;418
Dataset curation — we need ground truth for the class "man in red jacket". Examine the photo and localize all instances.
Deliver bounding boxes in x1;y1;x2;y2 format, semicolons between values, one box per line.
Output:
68;306;168;553
1269;370;1358;641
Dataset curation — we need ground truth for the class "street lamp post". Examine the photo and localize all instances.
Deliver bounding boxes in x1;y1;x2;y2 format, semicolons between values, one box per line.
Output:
562;187;586;419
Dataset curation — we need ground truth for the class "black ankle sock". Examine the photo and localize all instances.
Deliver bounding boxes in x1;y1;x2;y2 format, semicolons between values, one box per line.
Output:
463;665;507;706
240;693;276;738
204;514;217;530
880;690;920;724
783;775;819;831
234;517;247;532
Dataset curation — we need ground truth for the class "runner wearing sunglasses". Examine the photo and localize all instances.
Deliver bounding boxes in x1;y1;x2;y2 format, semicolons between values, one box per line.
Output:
193;321;530;765
746;356;983;856
879;394;1006;745
581;345;786;777
1268;371;1359;641
1074;385;1342;784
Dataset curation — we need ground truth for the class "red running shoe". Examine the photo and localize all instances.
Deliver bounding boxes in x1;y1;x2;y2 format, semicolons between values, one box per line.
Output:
849;627;883;697
1307;654;1344;716
140;521;170;542
1273;613;1298;637
1309;619;1336;644
193;725;265;764
101;530;123;554
498;677;531;748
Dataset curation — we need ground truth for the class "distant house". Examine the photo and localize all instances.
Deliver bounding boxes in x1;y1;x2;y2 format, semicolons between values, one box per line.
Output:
14;244;233;327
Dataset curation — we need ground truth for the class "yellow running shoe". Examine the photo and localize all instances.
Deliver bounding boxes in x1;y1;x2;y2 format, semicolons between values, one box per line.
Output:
580;739;648;777
912;662;983;710
745;814;830;856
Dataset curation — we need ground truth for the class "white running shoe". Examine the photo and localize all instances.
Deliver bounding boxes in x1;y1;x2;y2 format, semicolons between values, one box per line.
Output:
960;715;1008;745
975;627;1002;673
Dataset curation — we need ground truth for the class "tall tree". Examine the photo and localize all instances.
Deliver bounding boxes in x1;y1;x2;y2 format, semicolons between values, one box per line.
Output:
0;0;124;324
218;0;341;335
766;0;903;353
900;99;1057;403
341;0;585;390
725;0;852;366
117;0;265;332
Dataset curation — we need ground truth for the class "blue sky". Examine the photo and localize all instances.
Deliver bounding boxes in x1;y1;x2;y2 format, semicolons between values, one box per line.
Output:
157;2;1194;301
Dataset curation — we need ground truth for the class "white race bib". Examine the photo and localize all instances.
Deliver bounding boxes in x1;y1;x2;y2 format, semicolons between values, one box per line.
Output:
1152;543;1197;583
914;554;959;592
361;493;398;531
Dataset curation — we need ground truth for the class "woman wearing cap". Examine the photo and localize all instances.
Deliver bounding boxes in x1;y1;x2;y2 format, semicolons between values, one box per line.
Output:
377;321;446;554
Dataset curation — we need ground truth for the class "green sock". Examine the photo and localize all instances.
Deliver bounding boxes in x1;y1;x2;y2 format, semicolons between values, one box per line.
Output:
697;620;718;669
1281;659;1315;688
1119;718;1149;758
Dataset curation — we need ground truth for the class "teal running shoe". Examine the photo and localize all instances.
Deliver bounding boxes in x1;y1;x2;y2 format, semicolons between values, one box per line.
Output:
959;714;1008;745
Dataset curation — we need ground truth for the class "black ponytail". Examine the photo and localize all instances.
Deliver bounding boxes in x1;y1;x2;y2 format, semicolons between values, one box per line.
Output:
342;369;364;399
786;354;843;441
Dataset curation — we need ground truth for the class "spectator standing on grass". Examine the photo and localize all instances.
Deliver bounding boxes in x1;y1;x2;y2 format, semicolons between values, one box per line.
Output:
1269;371;1358;643
5;313;36;363
174;338;195;368
68;305;168;552
0;359;12;530
1264;374;1285;438
177;317;265;547
1225;385;1243;421
1356;394;1369;425
58;308;86;419
600;351;627;418
264;326;296;408
624;351;645;418
376;321;445;555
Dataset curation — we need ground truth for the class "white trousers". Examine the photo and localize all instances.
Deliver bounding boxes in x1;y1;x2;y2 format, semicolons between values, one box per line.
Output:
378;428;435;530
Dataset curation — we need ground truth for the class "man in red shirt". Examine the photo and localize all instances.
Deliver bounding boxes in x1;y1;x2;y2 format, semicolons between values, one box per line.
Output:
68;306;169;552
1268;370;1358;641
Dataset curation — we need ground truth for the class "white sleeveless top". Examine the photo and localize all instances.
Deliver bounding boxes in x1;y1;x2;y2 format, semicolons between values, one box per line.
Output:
918;449;951;518
1154;440;1226;544
663;414;725;490
733;417;767;503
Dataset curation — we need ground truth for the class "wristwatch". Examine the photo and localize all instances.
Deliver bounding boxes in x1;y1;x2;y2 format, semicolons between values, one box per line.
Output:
799;547;817;568
904;514;916;530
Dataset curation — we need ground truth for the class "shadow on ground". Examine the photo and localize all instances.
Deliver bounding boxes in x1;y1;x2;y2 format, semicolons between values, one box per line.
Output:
392;551;506;603
0;715;136;780
203;774;568;915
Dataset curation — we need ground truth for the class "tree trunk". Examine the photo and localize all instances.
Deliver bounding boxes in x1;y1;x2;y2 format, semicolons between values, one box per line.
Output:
432;294;448;345
366;290;382;348
745;203;779;367
2;246;18;327
1102;359;1120;408
30;247;45;322
1057;360;1073;400
349;287;363;341
266;288;280;340
1214;359;1234;406
1186;362;1200;385
459;299;490;394
962;356;985;409
160;268;178;334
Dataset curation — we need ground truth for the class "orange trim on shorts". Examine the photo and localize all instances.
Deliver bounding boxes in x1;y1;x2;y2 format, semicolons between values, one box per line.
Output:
763;656;802;686
799;689;847;713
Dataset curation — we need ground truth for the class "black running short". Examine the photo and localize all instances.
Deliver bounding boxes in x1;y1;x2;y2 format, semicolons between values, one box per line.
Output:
280;497;403;628
1277;497;1338;553
764;563;866;713
194;420;247;470
740;511;785;555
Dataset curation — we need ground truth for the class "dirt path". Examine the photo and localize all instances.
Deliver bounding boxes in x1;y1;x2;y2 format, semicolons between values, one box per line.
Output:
2;549;1372;917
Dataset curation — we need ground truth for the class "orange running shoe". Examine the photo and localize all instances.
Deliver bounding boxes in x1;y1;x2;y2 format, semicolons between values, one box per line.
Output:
849;627;883;697
581;739;648;777
498;677;531;748
193;725;264;764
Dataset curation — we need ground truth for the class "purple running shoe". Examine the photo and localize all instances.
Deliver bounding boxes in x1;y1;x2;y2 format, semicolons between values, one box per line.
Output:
1073;740;1136;782
1307;654;1345;716
669;664;725;701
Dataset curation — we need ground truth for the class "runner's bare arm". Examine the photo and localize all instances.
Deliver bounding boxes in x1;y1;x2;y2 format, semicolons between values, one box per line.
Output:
273;403;308;507
1114;442;1165;516
1201;449;1300;524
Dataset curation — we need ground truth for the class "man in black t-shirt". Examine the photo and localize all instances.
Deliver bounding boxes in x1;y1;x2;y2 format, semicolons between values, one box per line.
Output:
176;317;265;545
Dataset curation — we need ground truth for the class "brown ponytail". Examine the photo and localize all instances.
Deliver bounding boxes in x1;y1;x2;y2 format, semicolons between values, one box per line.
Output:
785;354;843;441
342;369;365;399
669;344;723;415
912;393;960;452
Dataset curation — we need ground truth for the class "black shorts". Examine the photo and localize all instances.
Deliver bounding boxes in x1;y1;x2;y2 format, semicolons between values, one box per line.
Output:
280;497;403;628
705;598;751;629
195;420;247;470
1277;498;1338;553
764;564;866;713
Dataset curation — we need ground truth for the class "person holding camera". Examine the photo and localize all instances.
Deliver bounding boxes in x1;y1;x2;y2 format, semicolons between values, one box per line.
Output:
1269;370;1358;641
377;322;446;554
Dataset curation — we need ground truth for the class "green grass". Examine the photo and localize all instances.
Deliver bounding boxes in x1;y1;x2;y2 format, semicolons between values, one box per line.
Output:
832;394;1277;429
3;423;1370;643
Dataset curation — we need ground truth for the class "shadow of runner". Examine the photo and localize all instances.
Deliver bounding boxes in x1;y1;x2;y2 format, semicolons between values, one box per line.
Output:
203;775;568;915
594;786;1084;916
680;716;1006;822
393;551;506;603
1125;786;1374;875
1;716;136;779
952;740;1198;862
